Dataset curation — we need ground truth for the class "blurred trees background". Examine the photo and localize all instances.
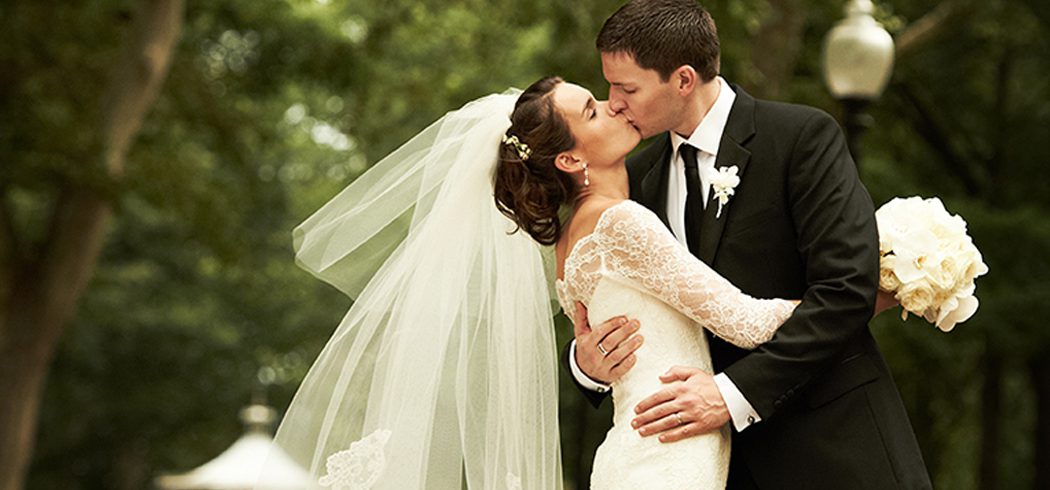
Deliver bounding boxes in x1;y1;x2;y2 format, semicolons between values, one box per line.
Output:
1;0;1047;489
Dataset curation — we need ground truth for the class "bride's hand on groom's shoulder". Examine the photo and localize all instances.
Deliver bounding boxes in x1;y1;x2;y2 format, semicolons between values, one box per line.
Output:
573;302;643;385
632;366;731;443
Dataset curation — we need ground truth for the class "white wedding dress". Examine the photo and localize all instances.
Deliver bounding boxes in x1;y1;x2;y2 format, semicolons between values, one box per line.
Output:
555;200;796;490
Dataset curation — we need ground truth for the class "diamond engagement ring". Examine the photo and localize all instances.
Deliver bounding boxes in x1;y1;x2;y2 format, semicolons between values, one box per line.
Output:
674;412;684;426
597;342;610;357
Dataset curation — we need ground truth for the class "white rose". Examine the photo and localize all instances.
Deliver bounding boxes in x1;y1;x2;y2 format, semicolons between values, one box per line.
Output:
940;255;963;286
879;255;902;292
898;280;936;315
924;257;956;291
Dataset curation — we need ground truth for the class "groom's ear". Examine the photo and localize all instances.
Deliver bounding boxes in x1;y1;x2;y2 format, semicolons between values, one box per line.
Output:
554;152;582;174
673;65;698;95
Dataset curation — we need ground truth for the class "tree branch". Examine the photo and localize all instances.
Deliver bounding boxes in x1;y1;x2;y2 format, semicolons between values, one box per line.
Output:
1018;0;1050;29
0;188;16;267
98;0;186;178
987;47;1014;202
893;81;984;196
39;0;184;317
896;1;970;60
33;0;185;357
0;187;17;323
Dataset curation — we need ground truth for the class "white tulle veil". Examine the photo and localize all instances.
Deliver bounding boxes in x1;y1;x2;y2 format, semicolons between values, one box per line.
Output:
264;91;563;489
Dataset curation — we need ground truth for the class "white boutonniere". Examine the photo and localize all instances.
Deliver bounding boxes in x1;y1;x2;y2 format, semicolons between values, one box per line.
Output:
704;165;740;219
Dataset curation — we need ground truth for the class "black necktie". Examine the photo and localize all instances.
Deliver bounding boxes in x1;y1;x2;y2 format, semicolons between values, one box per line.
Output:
680;144;704;254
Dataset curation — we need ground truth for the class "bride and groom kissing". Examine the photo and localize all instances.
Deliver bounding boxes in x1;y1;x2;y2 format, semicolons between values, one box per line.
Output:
274;0;934;488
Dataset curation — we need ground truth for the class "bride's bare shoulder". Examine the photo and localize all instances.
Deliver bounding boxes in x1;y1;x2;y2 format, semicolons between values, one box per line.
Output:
555;198;629;265
570;198;632;235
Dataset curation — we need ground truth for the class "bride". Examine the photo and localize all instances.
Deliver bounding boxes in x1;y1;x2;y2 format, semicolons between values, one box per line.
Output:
496;77;799;489
268;77;798;489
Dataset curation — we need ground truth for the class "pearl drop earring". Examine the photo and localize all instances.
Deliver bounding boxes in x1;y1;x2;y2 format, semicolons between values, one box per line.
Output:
583;163;590;187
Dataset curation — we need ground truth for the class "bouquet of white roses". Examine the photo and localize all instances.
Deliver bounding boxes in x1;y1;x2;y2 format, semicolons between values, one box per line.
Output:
876;197;989;332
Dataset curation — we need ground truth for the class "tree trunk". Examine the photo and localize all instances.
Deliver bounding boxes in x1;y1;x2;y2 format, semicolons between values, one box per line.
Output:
978;348;1002;490
0;284;61;490
0;1;183;488
748;0;805;99
1032;355;1050;490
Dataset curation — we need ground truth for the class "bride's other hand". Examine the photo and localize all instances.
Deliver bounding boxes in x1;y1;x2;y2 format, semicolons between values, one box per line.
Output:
573;302;642;385
632;366;730;443
874;290;898;317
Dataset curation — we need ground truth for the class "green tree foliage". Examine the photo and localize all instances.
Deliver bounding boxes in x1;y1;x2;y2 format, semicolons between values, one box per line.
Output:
3;0;1047;489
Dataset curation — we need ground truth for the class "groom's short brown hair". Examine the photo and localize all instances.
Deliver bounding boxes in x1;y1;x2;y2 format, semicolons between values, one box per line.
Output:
597;0;720;82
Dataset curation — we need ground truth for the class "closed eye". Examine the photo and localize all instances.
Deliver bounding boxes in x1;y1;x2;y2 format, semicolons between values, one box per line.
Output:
584;97;597;120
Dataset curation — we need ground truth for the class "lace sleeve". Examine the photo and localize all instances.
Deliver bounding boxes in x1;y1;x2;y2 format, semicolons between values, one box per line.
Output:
594;201;796;349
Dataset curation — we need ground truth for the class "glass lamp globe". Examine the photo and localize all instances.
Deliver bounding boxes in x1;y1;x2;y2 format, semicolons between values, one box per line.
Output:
822;0;895;100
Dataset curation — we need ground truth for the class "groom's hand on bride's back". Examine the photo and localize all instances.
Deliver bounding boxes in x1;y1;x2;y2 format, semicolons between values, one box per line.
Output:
573;302;643;385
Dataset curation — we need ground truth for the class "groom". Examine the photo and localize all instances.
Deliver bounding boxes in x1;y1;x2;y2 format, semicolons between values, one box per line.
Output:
565;1;931;488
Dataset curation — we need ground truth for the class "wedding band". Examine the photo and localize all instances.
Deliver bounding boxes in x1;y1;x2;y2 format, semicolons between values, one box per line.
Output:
674;412;684;426
597;343;610;357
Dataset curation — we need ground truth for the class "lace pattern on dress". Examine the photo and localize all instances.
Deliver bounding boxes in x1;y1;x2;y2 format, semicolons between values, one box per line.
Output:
318;429;392;489
557;201;795;349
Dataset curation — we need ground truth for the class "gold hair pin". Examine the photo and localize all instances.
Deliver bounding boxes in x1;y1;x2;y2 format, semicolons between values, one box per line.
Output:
502;133;532;161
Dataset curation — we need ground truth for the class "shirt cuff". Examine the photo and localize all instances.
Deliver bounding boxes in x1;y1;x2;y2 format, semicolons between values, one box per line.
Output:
714;372;761;432
569;340;611;393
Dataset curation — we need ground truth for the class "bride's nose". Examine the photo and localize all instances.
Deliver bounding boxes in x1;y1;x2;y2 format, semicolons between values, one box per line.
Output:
599;100;616;116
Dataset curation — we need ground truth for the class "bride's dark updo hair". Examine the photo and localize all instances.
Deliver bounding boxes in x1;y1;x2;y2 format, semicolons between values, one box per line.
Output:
494;76;578;246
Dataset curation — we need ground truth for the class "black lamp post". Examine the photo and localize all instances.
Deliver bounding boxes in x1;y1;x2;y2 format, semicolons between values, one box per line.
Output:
822;0;895;165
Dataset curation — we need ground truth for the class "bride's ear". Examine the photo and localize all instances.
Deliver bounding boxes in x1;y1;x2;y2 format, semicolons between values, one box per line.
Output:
554;152;584;175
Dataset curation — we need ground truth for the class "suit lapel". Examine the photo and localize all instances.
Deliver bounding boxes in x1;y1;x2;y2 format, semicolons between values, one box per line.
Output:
697;85;756;264
634;134;673;231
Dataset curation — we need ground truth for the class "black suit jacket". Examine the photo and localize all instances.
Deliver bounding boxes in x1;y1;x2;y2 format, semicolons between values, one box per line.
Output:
564;86;931;489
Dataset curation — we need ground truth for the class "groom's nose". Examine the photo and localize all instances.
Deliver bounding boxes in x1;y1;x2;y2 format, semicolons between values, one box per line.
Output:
608;96;627;114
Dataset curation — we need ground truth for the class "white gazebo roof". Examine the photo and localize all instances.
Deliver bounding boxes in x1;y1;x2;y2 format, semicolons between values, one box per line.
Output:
155;405;316;490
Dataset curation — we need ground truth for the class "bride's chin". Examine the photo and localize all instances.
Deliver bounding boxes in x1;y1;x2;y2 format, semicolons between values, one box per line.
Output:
625;134;642;152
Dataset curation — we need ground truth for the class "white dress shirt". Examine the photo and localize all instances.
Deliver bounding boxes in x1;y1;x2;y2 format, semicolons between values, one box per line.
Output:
568;77;762;432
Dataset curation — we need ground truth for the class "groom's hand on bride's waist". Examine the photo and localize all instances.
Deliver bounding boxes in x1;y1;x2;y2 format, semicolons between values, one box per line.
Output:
632;366;731;443
573;302;643;385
